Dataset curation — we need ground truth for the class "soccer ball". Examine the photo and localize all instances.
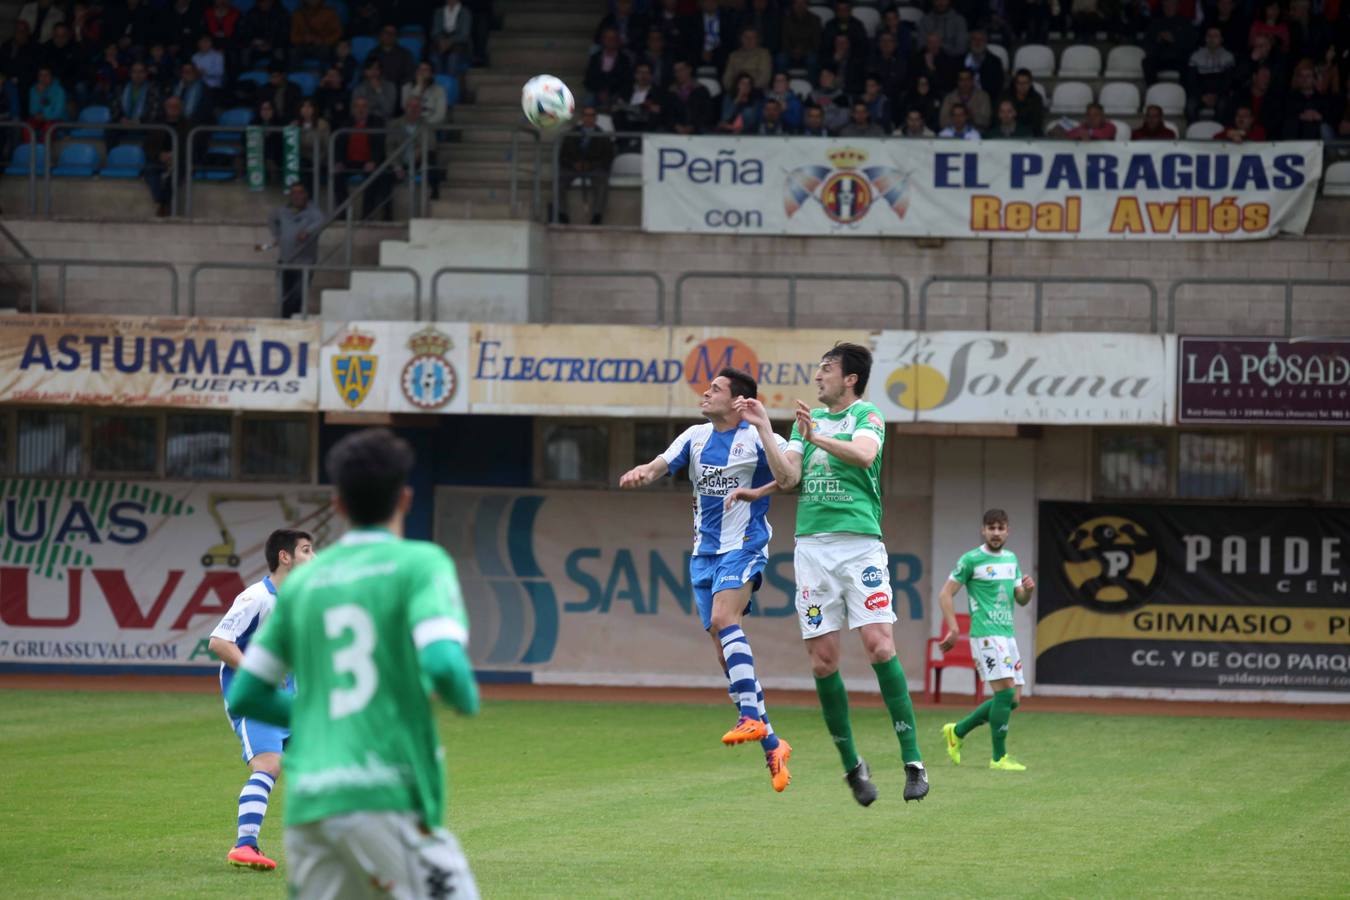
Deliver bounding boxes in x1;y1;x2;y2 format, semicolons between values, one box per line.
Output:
521;75;575;129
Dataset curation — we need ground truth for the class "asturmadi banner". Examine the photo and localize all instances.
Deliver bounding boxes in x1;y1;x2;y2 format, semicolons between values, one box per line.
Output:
468;325;872;419
434;487;931;691
0;315;319;410
643;136;1322;240
870;331;1173;424
0;479;338;672
1037;501;1350;694
320;321;471;414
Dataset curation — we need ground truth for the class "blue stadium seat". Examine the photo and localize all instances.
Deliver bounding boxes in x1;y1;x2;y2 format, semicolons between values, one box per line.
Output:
435;74;460;108
234;0;255;10
214;107;255;143
100;144;146;178
71;105;111;138
238;71;269;89
52;143;100;177
398;36;424;59
288;72;319;96
5;143;44;175
351;36;377;63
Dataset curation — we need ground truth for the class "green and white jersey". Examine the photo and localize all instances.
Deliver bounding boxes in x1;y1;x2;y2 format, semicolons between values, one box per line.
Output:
949;545;1021;638
244;528;469;829
787;399;886;538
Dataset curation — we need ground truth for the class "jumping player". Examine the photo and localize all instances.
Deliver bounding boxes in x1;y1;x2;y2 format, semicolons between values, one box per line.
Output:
619;368;793;792
738;342;928;807
208;528;314;871
227;429;481;898
938;508;1035;771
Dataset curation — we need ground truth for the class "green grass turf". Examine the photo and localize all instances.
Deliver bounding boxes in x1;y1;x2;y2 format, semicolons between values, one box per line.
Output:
3;690;1348;899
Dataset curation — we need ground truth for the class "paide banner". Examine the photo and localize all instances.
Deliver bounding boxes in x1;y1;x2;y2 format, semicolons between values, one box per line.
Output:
0;480;338;671
1037;502;1350;694
643;136;1321;240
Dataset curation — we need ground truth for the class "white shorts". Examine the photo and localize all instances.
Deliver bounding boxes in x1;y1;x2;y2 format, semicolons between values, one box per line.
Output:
286;811;479;900
794;534;897;639
970;635;1025;686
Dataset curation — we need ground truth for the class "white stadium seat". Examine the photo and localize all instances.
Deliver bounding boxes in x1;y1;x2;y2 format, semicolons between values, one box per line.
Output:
1057;44;1102;78
789;77;813;100
809;5;834;26
852;6;881;35
1111;119;1132;141
898;6;923;26
608;153;642;188
1185;120;1224;140
1145;82;1186;117
1032;81;1047;102
698;76;722;98
595;113;615;133
988;44;1010;72
1103;45;1146;79
1324;161;1350;197
1049;81;1094;114
1013;44;1055;78
1098;81;1141;115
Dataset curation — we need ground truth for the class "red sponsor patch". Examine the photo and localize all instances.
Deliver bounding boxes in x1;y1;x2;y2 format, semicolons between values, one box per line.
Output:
867;412;883;428
864;592;890;611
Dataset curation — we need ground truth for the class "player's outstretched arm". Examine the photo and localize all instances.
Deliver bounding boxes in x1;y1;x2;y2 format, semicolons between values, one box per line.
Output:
618;456;669;489
724;481;779;509
420;639;480;716
937;580;962;652
208;637;244;670
736;397;800;489
226;665;294;727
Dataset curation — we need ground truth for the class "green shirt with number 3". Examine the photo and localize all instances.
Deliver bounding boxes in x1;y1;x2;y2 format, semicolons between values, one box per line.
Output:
250;528;470;828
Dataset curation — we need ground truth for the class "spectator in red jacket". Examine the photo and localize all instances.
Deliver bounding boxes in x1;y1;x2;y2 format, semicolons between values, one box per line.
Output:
1214;105;1267;141
1053;102;1117;140
1132;104;1178;139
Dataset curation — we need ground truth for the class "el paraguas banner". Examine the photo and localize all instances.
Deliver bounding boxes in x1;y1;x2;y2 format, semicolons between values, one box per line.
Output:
643;136;1321;240
1036;501;1350;693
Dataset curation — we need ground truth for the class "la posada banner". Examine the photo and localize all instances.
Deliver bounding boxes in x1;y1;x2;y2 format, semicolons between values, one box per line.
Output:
643;136;1321;240
1037;501;1350;694
0;479;338;672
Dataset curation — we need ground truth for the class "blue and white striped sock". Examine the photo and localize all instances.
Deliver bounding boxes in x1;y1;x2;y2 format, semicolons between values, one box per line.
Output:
718;625;760;721
235;770;275;849
756;681;780;752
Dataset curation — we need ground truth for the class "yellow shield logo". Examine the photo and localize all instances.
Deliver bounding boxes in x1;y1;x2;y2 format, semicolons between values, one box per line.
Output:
331;329;377;408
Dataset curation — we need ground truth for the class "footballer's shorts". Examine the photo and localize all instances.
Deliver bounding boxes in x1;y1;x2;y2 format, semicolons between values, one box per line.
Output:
287;811;479;900
689;549;767;631
794;533;897;639
970;634;1026;686
229;712;289;764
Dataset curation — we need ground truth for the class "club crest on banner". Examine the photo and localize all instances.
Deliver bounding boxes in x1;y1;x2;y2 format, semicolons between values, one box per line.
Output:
331;328;377;408
401;326;458;409
784;147;910;225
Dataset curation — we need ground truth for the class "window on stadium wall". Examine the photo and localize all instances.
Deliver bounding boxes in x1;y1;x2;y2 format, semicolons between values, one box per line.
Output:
4;409;313;482
1096;430;1350;504
536;420;612;487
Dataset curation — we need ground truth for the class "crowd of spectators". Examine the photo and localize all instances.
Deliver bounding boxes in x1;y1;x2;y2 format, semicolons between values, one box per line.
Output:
576;0;1350;142
0;0;495;213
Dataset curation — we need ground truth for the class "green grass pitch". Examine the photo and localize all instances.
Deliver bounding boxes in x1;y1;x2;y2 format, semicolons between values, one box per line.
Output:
3;689;1348;898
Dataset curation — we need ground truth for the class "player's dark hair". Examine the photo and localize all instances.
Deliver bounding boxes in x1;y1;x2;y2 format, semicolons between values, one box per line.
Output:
821;341;872;396
983;508;1009;527
265;529;312;572
325;428;415;527
717;367;757;400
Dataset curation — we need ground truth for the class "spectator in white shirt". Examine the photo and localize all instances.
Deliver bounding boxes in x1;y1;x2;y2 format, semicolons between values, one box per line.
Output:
938;102;982;139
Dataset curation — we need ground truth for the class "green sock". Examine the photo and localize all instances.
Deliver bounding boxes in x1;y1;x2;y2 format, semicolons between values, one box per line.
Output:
814;671;859;772
871;657;921;764
990;688;1015;760
1010;698;1020;710
955;699;993;738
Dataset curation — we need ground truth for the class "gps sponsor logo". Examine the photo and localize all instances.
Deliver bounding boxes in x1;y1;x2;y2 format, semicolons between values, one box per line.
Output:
861;566;884;588
864;592;889;611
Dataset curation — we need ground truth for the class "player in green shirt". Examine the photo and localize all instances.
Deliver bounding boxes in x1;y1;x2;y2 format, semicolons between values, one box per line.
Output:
735;342;928;807
227;428;482;899
937;508;1035;772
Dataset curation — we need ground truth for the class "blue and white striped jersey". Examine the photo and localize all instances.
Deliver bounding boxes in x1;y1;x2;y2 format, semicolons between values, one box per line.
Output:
661;421;787;556
210;576;281;697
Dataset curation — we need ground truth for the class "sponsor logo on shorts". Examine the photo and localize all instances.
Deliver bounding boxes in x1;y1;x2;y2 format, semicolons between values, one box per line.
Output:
860;566;884;588
804;603;824;628
983;654;996;670
864;592;889;611
1015;659;1023;671
719;574;741;583
1003;656;1012;666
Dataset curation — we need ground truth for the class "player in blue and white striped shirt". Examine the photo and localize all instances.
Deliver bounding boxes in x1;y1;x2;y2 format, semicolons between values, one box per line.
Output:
620;367;792;792
208;528;313;871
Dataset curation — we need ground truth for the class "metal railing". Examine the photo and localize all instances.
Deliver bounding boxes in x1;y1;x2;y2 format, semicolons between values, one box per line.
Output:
919;275;1160;332
431;124;544;220
0;256;180;314
675;271;910;327
42;122;179;216
1;122;38;214
188;261;423;318
325;126;430;222
1167;278;1350;336
185;124;324;216
430;266;665;322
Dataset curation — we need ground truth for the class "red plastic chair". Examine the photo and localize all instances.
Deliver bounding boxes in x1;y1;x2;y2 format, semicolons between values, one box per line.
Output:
925;613;984;704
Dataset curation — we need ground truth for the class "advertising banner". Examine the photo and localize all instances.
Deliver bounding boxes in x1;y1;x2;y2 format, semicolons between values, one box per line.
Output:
1178;337;1350;425
468;325;872;419
871;331;1172;423
0;480;338;671
643;136;1322;240
1037;501;1350;693
0;315;319;411
320;321;471;414
435;487;932;690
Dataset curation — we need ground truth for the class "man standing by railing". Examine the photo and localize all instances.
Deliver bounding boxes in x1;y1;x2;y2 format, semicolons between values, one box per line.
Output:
259;182;323;317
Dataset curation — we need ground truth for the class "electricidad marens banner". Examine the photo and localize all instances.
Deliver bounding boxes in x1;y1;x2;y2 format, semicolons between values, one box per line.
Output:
642;136;1322;240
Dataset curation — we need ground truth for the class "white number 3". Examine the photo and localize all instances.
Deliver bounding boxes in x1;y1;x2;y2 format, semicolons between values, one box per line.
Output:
325;604;378;719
